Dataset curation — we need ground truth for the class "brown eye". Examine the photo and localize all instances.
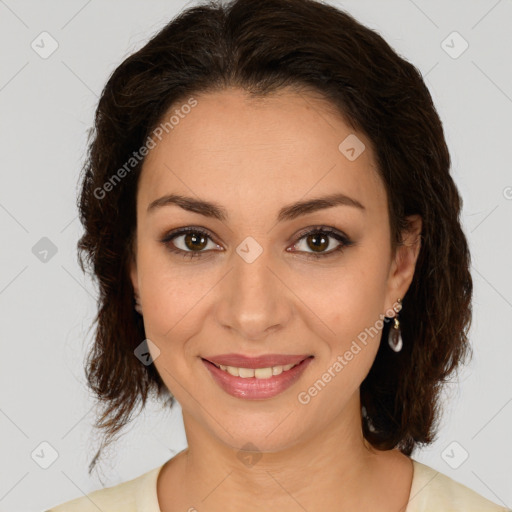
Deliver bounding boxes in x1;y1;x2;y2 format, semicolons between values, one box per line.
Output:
305;232;330;252
161;227;222;259
183;232;208;251
289;227;354;259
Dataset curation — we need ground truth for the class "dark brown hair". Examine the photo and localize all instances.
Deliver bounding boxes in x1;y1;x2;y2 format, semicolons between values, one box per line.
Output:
77;0;472;475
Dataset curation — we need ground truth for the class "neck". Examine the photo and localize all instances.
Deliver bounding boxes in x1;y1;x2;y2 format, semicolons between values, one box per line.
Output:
159;394;413;512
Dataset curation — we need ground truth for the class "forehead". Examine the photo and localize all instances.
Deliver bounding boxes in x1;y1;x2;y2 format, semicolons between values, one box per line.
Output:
138;87;386;216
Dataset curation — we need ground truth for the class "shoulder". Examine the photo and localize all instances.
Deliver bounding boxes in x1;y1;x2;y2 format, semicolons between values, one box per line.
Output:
408;459;510;512
45;464;164;512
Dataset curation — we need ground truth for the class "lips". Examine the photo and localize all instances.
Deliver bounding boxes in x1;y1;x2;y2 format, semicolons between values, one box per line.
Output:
202;353;311;368
202;356;314;399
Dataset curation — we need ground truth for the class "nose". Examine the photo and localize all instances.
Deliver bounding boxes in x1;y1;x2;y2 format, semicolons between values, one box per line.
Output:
214;246;292;341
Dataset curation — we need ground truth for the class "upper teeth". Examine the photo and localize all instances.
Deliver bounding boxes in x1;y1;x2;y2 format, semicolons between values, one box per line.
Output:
215;362;299;379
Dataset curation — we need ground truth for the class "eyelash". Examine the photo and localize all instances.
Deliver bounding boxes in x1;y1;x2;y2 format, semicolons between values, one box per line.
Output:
160;226;354;261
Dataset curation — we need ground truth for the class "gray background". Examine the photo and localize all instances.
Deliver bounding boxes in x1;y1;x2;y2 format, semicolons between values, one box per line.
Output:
0;0;511;510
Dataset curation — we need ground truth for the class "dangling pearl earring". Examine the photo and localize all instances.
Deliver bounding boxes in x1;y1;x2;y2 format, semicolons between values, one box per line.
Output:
134;295;143;315
361;405;377;433
388;298;403;352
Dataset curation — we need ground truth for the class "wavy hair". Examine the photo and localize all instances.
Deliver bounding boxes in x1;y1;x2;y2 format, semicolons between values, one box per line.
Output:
76;0;473;475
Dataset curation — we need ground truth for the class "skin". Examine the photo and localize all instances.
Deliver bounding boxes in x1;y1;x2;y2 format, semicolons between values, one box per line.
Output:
130;86;422;512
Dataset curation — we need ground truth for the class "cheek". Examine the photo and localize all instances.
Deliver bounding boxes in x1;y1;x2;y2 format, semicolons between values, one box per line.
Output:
299;257;388;335
136;243;214;339
293;267;387;412
291;249;390;375
329;278;387;346
137;252;210;394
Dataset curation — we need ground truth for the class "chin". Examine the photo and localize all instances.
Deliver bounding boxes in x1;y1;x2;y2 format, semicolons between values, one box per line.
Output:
206;412;309;455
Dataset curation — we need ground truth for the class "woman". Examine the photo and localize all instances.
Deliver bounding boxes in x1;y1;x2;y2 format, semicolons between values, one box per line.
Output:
46;0;509;510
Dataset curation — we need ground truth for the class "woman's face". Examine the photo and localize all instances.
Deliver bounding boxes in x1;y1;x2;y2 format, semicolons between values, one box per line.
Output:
130;87;421;453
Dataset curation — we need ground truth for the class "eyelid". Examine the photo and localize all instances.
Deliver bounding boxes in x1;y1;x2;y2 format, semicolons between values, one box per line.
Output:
292;225;347;242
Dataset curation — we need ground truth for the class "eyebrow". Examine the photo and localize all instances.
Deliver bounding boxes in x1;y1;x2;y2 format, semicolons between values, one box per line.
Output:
147;192;365;222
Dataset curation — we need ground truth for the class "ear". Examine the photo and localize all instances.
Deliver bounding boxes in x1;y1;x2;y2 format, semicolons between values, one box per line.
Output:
384;214;422;313
129;235;139;296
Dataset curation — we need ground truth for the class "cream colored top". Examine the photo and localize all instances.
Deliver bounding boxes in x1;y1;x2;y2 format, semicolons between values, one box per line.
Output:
46;459;510;511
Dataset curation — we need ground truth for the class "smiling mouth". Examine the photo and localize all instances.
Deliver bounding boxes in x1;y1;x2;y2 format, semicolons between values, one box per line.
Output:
202;356;313;380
